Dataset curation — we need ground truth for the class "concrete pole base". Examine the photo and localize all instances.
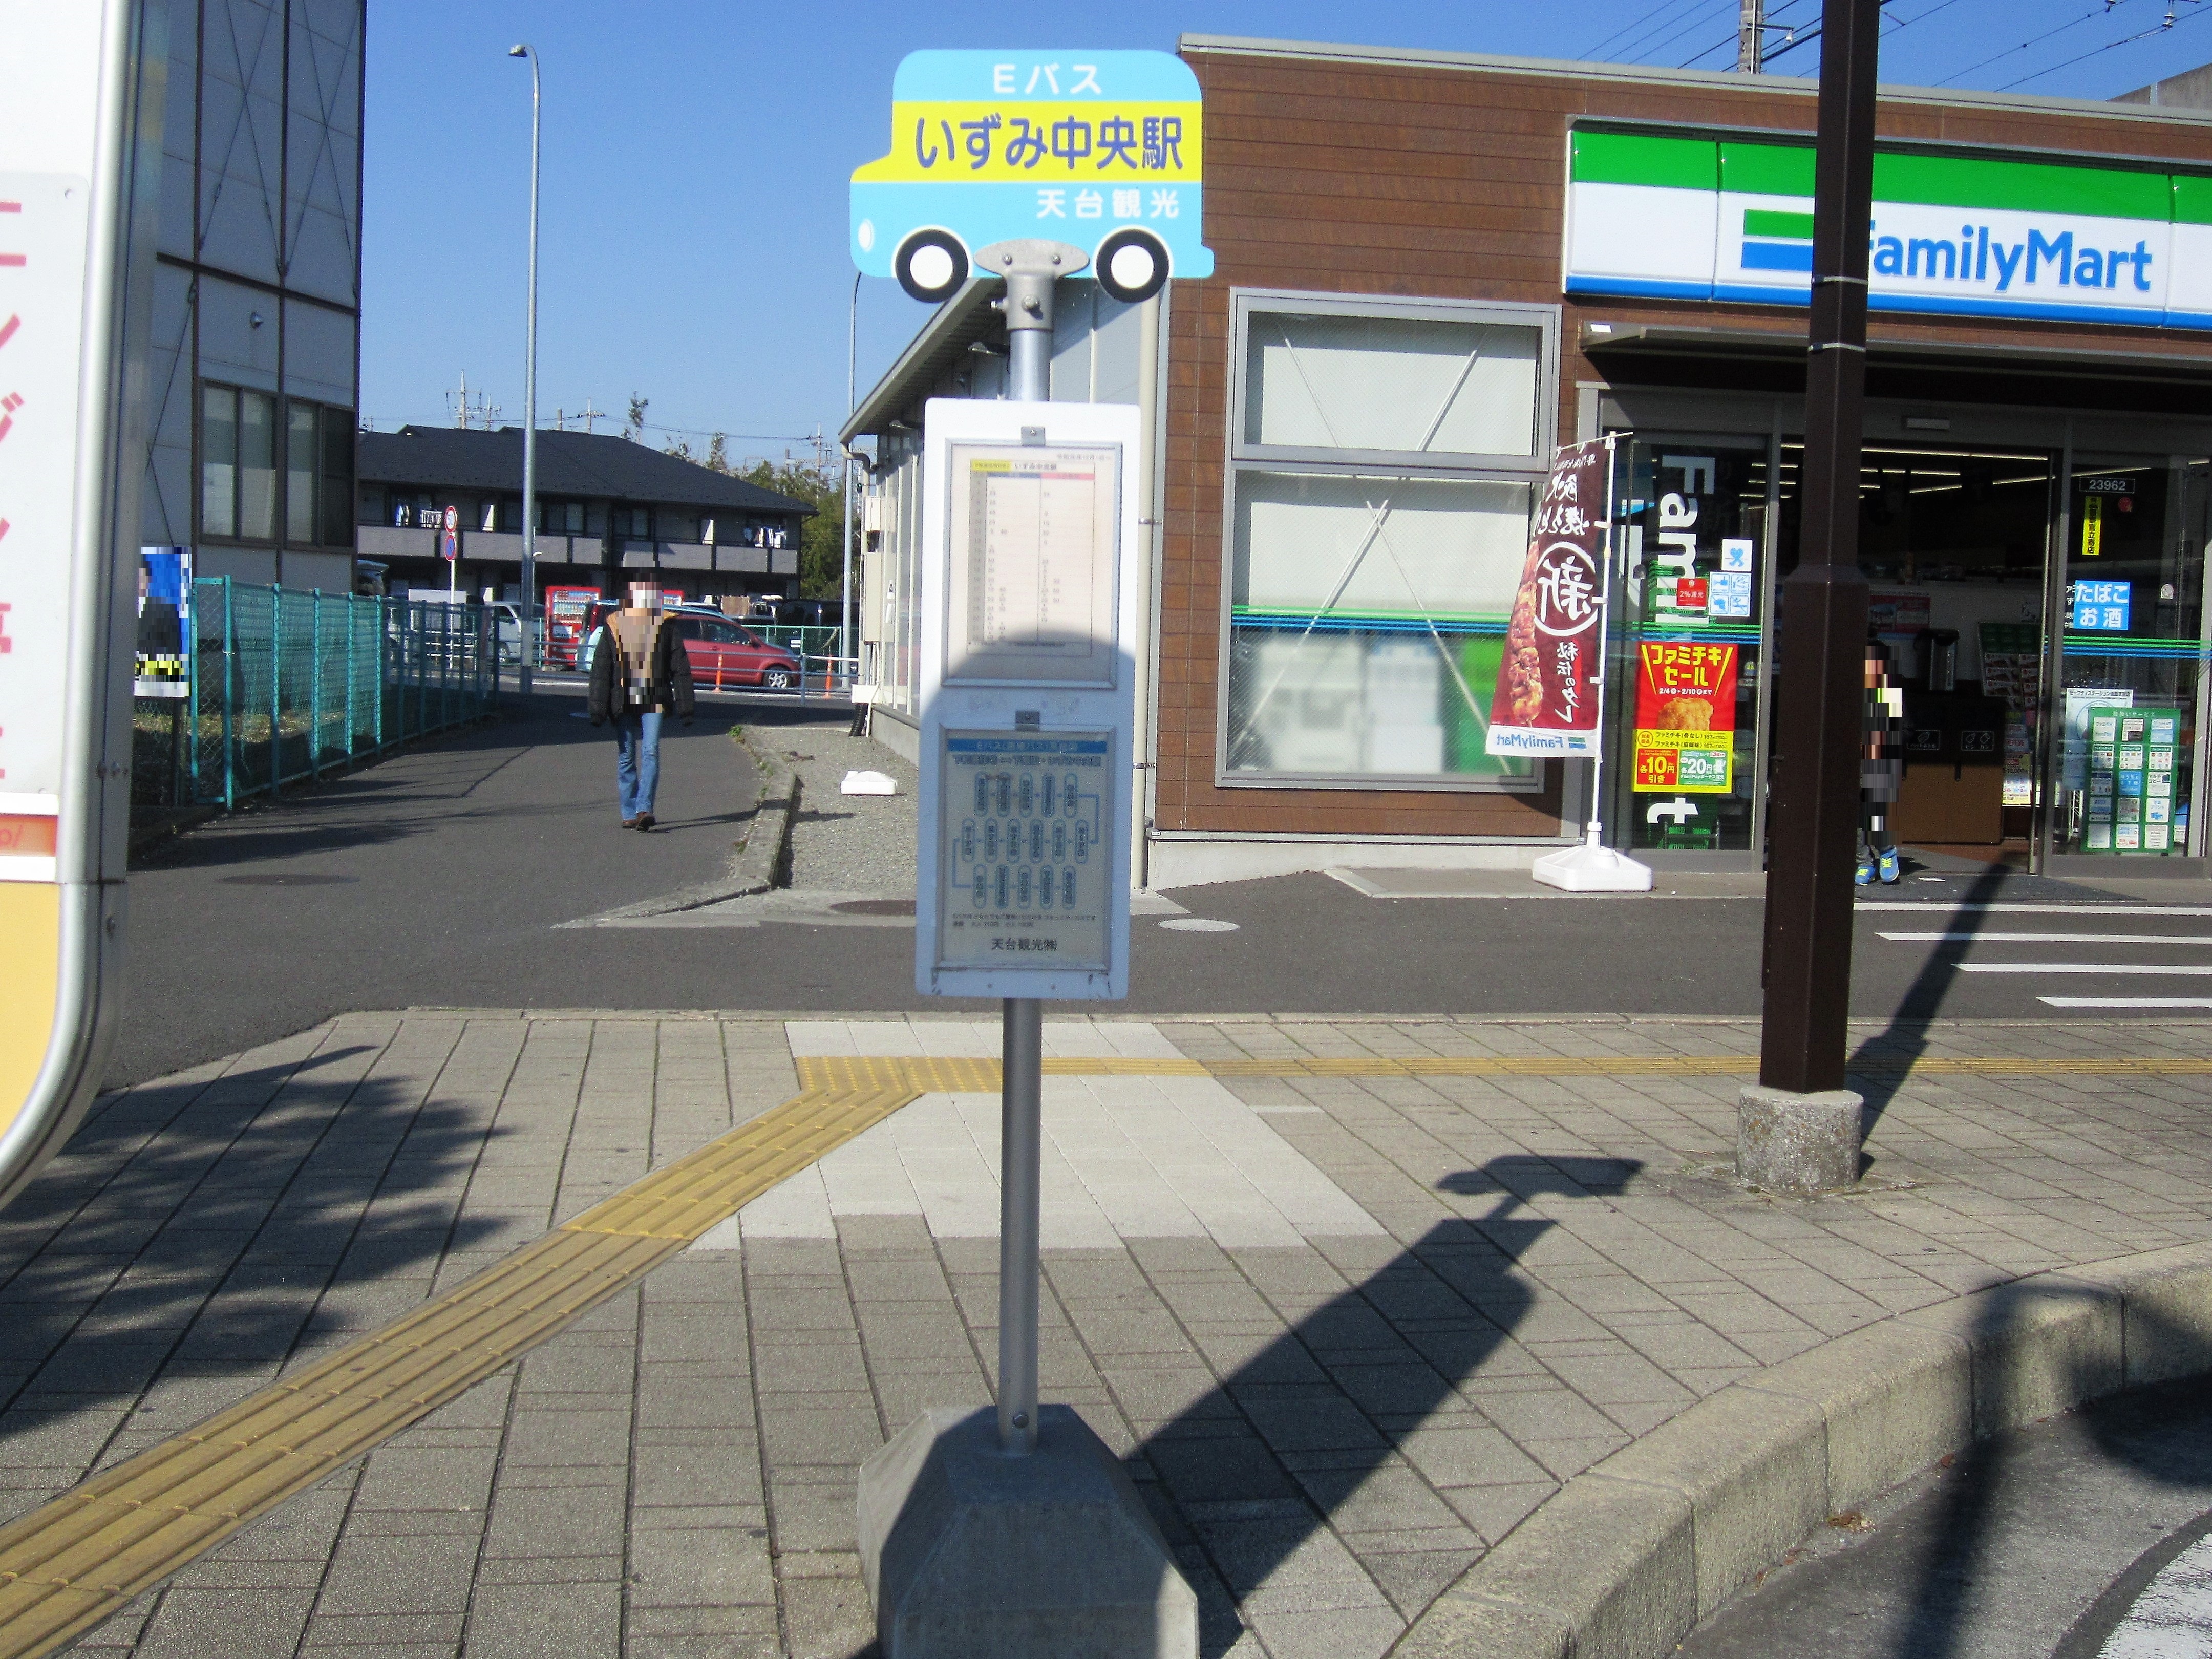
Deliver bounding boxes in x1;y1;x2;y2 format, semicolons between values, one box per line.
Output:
857;1405;1198;1658
1737;1084;1865;1196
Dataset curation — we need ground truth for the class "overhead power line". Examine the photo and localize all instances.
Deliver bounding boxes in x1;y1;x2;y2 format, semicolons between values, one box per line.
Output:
1995;0;2207;88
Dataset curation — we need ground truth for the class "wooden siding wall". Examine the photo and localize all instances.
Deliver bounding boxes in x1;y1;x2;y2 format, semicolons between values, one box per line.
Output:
1155;48;2212;839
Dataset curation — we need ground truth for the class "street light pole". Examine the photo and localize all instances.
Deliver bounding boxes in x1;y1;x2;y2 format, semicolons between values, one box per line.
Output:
509;44;540;698
842;270;859;696
1746;0;1879;1190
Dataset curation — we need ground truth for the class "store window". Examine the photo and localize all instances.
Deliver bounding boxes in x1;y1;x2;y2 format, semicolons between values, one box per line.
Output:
2057;454;2208;858
1604;442;1774;853
1220;292;1559;788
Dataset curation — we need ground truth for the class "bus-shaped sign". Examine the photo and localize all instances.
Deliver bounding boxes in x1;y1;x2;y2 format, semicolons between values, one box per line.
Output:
850;50;1214;306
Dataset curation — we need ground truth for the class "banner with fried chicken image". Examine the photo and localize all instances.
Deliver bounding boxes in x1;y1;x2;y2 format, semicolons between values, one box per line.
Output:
1631;642;1738;793
1484;439;1610;757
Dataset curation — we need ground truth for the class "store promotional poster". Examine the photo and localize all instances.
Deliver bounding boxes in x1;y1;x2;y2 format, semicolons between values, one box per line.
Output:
1487;439;1610;758
1631;642;1739;792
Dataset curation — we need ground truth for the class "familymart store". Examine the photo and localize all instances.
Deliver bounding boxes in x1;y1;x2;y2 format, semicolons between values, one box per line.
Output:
1573;124;2212;873
850;37;2212;885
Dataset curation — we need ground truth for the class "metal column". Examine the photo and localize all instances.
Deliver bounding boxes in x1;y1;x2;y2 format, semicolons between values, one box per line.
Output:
995;244;1062;1456
1757;0;1879;1095
997;997;1043;1453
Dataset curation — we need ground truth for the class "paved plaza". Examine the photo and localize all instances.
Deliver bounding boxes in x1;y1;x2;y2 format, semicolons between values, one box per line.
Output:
4;1010;2210;1658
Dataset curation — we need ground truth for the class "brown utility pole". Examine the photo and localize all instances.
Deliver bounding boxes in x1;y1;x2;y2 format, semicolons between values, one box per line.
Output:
1757;0;1880;1094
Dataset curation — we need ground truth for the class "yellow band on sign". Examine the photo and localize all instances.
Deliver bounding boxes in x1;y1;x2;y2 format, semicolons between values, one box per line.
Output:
852;100;1203;184
1633;728;1732;752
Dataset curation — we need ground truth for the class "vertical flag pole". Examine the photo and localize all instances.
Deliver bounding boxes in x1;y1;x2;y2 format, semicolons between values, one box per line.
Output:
1532;436;1652;891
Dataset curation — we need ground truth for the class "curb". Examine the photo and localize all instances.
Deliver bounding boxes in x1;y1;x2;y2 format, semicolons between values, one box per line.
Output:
586;729;798;920
1390;1240;2212;1659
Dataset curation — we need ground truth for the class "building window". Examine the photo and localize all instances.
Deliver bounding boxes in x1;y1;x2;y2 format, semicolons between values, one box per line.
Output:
286;403;319;543
321;413;354;546
616;506;651;540
202;384;352;546
201;385;237;538
1220;292;1560;789
539;500;584;534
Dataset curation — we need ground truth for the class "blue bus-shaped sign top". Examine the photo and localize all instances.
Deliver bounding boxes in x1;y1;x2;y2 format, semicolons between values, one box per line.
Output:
851;50;1213;298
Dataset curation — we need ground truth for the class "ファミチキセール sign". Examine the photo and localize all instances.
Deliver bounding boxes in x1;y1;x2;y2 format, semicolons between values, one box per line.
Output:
1565;126;2212;329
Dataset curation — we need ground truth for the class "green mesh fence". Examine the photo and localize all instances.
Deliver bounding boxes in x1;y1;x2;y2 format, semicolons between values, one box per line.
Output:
130;579;496;816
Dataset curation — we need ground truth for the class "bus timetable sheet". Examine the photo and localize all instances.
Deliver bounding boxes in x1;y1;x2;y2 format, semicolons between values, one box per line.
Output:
944;443;1120;686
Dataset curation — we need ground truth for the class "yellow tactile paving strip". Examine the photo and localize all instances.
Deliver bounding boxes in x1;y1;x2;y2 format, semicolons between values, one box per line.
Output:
795;1052;2212;1089
0;1080;920;1659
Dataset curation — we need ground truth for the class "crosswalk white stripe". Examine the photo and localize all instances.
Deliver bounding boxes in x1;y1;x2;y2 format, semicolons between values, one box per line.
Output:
1960;964;2212;975
2041;997;2212;1009
2096;1530;2212;1656
1878;932;2212;945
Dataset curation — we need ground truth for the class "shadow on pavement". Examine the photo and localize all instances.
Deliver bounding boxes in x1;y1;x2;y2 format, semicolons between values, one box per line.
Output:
1856;1283;2212;1659
0;1043;503;1493
1849;862;2010;1128
1128;1153;1641;1657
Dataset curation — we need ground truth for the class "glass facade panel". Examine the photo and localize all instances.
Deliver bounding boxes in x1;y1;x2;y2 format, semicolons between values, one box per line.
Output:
200;385;236;539
286;402;318;544
2056;453;2208;858
1243;312;1541;459
1224;471;1537;782
239;390;277;541
1605;442;1770;852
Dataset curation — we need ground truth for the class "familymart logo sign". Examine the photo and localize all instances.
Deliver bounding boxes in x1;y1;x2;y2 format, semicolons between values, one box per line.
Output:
1565;128;2212;329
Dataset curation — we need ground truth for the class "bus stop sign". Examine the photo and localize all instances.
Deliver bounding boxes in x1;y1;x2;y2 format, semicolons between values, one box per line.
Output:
850;50;1213;305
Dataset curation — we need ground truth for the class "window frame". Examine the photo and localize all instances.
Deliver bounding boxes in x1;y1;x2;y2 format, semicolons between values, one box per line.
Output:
199;381;357;549
1216;288;1564;794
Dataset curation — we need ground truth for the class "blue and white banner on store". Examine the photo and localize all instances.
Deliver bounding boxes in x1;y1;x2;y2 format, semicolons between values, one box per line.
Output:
1565;128;2212;330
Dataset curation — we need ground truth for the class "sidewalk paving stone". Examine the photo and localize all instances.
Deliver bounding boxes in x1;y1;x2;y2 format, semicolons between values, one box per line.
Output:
0;1010;2208;1655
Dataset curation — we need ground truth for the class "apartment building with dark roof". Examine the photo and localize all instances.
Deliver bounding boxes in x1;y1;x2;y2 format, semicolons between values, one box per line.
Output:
356;425;815;601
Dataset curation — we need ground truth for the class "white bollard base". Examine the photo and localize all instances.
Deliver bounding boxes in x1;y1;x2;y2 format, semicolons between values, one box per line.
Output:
1531;839;1655;892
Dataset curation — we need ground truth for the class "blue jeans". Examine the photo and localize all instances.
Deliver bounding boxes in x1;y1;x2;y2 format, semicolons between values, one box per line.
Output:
613;711;662;818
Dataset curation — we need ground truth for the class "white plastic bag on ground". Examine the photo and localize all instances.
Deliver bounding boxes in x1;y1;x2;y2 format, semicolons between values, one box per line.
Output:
840;770;898;796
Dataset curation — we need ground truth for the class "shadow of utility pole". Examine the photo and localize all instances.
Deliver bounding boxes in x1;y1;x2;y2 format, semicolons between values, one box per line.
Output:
1885;1281;2212;1659
1123;1153;1642;1657
1851;861;2012;1131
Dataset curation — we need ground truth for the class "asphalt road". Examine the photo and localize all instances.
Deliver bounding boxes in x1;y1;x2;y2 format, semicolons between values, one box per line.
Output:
1681;1377;2212;1658
113;684;2212;1088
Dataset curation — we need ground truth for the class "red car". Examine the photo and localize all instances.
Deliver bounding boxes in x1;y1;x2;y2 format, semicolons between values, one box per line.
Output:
577;602;801;690
668;610;802;691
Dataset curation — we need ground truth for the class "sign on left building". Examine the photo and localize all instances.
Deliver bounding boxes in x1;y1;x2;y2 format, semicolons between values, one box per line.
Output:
0;1;165;1206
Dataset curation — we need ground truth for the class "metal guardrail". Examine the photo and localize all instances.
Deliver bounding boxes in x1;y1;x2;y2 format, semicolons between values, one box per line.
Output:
131;579;497;818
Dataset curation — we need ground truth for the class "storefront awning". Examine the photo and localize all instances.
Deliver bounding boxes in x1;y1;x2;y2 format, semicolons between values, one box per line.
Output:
1581;322;2212;387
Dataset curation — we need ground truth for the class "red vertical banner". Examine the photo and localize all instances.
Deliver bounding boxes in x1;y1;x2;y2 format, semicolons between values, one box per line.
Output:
1486;439;1609;758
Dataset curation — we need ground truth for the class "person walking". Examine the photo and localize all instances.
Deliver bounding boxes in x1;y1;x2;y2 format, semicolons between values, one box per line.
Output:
586;598;694;830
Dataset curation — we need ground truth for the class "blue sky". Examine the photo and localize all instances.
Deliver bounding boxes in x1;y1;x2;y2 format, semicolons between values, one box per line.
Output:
360;0;2212;464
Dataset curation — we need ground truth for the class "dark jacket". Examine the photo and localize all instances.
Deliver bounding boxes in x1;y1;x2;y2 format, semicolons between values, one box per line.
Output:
587;615;695;725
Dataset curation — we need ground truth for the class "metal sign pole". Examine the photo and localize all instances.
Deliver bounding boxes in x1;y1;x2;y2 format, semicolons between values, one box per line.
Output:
994;246;1057;1456
997;996;1043;1453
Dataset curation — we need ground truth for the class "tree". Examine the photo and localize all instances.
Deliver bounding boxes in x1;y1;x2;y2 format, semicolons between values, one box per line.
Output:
741;457;850;601
624;394;648;442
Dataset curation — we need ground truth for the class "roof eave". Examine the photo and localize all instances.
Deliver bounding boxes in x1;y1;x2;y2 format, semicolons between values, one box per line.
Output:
842;279;1002;445
1175;33;2212;126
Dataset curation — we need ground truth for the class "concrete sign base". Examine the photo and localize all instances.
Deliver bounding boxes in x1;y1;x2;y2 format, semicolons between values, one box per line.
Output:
1737;1084;1866;1195
857;1405;1198;1658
